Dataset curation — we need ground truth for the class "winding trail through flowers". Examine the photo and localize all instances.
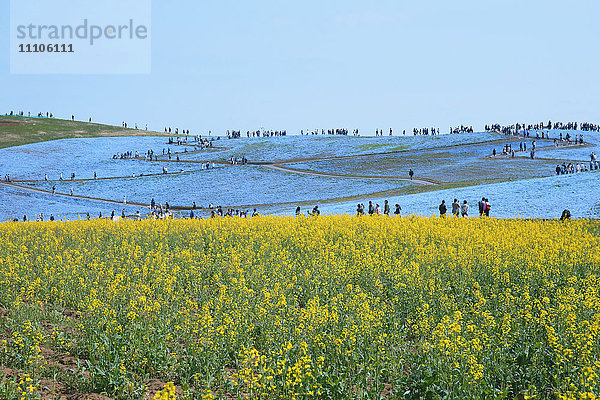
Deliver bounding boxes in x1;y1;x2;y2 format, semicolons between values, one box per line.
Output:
264;164;439;185
1;134;593;212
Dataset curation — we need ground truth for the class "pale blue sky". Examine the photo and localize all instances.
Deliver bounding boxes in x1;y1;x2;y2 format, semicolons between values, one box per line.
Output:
1;0;598;134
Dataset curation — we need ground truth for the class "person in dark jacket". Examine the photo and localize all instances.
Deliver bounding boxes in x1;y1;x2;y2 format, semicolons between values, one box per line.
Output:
439;200;447;217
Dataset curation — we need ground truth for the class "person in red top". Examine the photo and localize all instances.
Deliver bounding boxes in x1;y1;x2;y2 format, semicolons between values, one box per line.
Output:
484;198;491;217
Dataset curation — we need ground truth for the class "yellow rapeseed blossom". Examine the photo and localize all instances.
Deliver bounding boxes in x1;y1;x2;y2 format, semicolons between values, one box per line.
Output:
153;382;176;400
0;216;599;398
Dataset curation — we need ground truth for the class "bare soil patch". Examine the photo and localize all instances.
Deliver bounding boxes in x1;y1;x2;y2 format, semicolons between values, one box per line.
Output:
67;393;113;400
0;121;23;127
40;346;88;378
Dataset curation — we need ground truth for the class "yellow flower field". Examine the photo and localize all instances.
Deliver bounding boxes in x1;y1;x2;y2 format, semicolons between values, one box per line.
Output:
1;216;600;399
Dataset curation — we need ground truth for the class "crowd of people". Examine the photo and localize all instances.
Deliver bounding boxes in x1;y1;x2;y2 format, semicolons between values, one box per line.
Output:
339;197;493;218
493;140;537;157
168;136;214;149
226;130;243;139
555;162;598;174
300;129;352;136
438;198;490;218
250;130;288;137
5;111;54;118
556;153;599;174
557;132;585;144
112;151;137;159
164;127;191;135
355;200;401;216
207;206;259;218
490;132;586;160
580;123;600;132
486;120;600;135
109;140;217;162
412;127;439;136
230;156;248;165
450;125;475;134
226;129;292;139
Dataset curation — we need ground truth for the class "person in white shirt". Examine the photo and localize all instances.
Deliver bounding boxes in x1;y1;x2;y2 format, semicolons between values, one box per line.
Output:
461;200;469;217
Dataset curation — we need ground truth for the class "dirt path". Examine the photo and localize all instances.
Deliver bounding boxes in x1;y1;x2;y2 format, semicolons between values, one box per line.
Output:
0;181;324;213
12;165;228;183
252;136;580;166
1;182;153;208
1;181;220;212
482;142;592;161
265;164;439;185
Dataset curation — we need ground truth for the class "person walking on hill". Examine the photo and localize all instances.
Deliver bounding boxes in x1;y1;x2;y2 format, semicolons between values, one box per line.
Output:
384;200;390;216
394;204;401;215
461;200;469;217
439;200;447;217
356;204;364;216
484;198;491;217
452;198;460;217
409;169;414;180
478;197;485;217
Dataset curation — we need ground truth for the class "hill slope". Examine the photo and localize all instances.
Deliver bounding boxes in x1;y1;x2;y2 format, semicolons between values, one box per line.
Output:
0;116;165;149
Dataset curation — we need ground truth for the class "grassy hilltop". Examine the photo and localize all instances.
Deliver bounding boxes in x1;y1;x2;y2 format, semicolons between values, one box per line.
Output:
0;116;166;149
